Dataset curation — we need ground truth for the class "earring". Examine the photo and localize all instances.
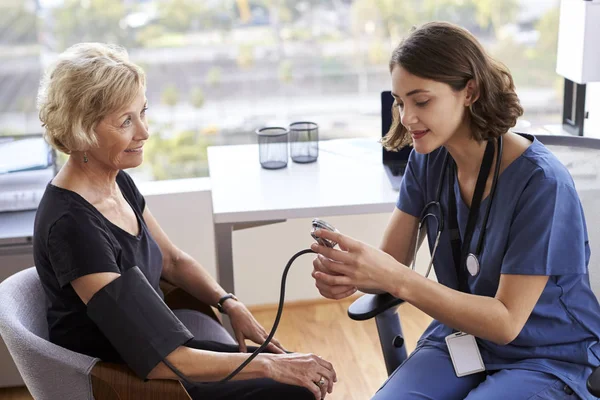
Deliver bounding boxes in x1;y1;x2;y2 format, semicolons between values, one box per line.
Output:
83;152;88;163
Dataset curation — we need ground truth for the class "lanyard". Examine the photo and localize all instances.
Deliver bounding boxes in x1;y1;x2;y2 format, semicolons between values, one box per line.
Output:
446;139;497;293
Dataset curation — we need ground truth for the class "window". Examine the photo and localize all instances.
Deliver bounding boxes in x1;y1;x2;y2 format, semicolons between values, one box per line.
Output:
1;0;562;181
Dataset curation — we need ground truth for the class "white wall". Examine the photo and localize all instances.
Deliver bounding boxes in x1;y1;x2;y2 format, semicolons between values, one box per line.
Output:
139;178;433;307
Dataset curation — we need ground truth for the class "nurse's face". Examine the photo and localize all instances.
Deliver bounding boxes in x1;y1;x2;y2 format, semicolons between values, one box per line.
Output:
390;65;472;154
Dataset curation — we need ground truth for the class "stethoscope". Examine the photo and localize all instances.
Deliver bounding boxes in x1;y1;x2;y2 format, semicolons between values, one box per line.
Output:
410;136;503;280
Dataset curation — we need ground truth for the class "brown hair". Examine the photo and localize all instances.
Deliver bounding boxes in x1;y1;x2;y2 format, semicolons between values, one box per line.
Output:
382;21;523;151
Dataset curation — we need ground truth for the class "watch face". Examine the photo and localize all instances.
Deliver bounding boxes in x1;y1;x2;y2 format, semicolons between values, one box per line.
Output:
311;218;338;248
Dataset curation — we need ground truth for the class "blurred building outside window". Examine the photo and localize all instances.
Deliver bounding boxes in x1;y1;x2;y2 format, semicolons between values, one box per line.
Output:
0;0;563;181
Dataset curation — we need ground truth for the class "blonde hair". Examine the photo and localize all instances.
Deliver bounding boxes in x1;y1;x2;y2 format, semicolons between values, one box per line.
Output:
37;43;146;154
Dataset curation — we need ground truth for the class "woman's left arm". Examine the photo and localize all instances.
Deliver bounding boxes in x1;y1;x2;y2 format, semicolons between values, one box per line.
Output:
311;229;549;346
143;208;227;308
143;207;286;353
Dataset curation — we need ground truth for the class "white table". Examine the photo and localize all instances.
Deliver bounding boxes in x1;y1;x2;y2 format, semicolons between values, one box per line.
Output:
207;138;399;294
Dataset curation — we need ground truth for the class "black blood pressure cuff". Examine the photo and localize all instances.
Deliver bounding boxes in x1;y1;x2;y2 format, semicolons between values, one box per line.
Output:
87;266;194;379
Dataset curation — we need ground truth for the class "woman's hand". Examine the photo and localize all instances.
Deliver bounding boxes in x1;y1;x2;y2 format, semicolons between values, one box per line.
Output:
262;352;337;400
225;301;286;354
310;229;408;295
311;238;357;300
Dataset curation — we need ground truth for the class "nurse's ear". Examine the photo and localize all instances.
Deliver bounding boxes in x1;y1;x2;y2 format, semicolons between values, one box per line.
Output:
463;79;480;107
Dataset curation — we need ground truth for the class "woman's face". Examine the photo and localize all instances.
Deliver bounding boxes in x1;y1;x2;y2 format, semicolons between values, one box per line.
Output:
90;88;149;170
390;65;471;154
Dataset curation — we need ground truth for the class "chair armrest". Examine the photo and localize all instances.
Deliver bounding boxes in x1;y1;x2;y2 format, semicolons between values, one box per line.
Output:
91;362;191;400
588;366;600;396
348;293;408;375
160;279;221;324
347;293;405;321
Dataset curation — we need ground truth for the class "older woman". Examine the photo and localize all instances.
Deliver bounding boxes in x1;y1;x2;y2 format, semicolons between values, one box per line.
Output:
33;43;335;400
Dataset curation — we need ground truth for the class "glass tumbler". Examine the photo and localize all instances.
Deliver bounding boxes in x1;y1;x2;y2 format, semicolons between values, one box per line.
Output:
256;127;289;169
289;121;318;163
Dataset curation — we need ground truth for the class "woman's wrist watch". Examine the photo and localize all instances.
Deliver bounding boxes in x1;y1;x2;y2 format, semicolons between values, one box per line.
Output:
216;293;239;314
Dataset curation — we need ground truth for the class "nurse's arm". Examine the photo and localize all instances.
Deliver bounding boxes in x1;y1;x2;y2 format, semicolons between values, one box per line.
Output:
394;271;549;345
359;208;421;295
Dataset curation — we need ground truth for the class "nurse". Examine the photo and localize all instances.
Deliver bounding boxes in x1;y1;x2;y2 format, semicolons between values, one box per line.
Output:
310;22;600;399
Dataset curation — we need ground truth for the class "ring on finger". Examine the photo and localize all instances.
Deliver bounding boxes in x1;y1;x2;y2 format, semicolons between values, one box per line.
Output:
315;376;326;387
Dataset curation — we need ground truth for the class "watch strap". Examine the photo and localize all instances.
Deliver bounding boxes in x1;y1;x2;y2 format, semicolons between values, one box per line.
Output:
216;293;238;313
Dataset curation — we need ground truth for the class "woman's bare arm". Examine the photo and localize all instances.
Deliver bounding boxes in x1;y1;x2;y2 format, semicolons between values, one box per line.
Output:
358;208;420;294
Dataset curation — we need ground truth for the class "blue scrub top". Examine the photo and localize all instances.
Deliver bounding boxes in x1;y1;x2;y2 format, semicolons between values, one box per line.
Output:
397;134;600;399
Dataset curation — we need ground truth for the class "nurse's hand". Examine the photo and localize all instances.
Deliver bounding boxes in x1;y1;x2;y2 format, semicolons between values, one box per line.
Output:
312;248;357;300
225;301;286;354
310;229;405;294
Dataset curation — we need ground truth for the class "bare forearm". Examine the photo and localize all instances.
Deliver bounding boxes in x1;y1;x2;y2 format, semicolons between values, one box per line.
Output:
358;246;417;295
361;218;426;296
391;271;515;345
164;251;227;307
148;346;269;381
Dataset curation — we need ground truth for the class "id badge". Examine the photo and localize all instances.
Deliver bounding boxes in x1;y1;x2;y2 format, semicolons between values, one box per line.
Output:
445;332;486;377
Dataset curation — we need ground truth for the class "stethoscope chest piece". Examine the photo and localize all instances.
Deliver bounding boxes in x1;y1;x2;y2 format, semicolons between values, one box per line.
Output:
466;253;480;277
311;218;339;248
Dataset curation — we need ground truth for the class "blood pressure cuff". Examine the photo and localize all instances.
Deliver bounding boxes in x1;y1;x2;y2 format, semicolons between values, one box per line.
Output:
87;266;194;379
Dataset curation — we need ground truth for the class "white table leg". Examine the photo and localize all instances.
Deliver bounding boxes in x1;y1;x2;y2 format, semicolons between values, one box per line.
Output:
213;220;286;336
214;222;235;295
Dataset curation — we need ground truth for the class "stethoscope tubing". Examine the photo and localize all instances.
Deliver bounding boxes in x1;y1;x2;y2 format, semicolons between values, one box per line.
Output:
410;138;503;279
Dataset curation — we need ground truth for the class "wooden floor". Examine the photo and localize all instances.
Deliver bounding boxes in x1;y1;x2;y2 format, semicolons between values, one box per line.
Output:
0;297;431;400
250;297;432;400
